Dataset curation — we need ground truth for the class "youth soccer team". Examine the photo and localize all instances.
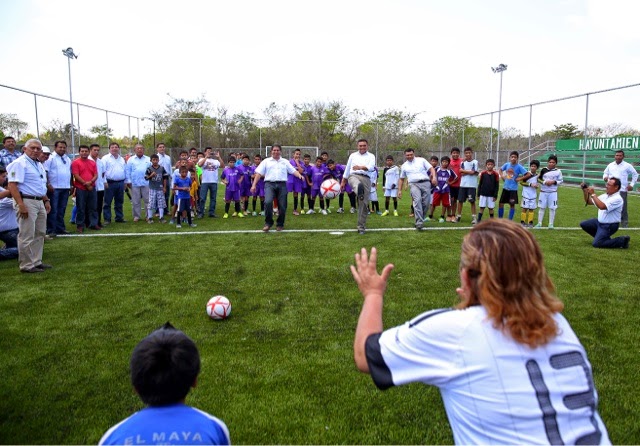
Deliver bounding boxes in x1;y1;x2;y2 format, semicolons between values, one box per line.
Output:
159;146;563;228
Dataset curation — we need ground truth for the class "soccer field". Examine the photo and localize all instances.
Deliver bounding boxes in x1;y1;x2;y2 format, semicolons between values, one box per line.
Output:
1;187;638;444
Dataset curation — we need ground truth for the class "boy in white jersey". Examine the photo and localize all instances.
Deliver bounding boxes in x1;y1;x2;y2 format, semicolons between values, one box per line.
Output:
381;156;400;216
350;219;610;446
456;147;479;224
536;155;563;229
519;160;539;228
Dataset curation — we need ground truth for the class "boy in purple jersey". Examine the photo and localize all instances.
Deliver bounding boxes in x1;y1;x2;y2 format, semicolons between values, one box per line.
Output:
221;157;243;219
249;154;265;216
287;149;306;215
237;155;252;215
428;156;458;222
300;154;312;214
99;322;230;445
327;159;348;213
173;166;196;228
307;157;331;214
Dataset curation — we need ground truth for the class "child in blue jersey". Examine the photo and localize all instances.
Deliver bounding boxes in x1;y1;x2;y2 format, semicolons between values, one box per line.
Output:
173;166;196;228
429;156;458;223
221;157;243;219
499;151;528;220
99;322;230;445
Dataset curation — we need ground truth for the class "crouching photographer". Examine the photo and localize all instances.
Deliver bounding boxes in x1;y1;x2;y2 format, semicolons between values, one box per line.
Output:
579;177;630;249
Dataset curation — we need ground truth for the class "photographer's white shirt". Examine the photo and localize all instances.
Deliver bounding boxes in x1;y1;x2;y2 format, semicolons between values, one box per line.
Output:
598;192;623;223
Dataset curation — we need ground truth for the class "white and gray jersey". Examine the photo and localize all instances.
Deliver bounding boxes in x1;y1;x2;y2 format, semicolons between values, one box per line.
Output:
538;167;563;193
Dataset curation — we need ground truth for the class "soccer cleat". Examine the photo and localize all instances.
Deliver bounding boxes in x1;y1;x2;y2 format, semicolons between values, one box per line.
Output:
456;216;461;223
231;212;238;217
534;223;542;228
326;208;331;214
424;216;431;222
223;213;229;219
471;218;477;225
350;207;356;214
321;209;328;215
337;208;344;214
252;211;257;216
393;210;399;217
548;224;554;229
169;219;175;224
438;217;445;223
176;224;182;228
259;211;265;216
300;209;306;214
381;210;389;217
376;211;382;215
306;209;315;214
190;223;197;228
293;210;300;216
238;212;244;218
160;219;167;223
408;213;414;217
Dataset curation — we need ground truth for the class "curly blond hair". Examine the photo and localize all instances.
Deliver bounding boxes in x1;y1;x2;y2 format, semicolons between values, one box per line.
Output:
457;219;564;348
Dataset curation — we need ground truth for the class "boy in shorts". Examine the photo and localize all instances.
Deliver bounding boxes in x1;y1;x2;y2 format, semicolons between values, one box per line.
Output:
456;147;479;224
99;323;230;445
381;155;400;216
221;157;243;219
173;166;196;228
499;151;527;220
447;147;462;221
429;156;458;223
536;155;563;229
520;160;540;227
477;159;500;222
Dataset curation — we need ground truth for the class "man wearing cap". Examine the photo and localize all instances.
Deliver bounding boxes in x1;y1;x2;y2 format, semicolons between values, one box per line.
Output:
341;139;377;234
0;136;21;170
6;139;52;273
0;166;19;260
38;146;51;164
44;141;73;235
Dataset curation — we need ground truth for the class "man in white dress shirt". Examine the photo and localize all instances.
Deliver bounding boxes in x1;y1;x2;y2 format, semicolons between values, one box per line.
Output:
341;139;376;235
102;142;127;224
44;140;72;235
580;177;629;249
251;145;304;232
602;150;637;228
397;148;436;231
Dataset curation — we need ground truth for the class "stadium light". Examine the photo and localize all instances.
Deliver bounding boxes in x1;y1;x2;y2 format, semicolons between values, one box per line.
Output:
491;63;507;163
62;47;78;152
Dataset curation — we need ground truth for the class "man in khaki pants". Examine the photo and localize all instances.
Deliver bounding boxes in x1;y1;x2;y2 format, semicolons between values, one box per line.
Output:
342;139;376;235
6;139;52;273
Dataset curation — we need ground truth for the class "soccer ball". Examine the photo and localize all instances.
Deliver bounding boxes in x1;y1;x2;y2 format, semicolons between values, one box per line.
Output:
206;295;231;320
320;179;341;199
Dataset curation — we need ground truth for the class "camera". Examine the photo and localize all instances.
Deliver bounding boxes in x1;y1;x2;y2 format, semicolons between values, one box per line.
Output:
580;182;590;190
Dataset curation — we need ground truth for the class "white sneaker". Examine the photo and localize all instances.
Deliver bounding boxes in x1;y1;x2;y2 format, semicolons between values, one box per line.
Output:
321;209;328;215
306;209;315;214
350;207;356;214
337;208;344;214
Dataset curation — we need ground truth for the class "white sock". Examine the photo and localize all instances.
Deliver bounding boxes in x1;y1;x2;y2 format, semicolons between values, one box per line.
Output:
538;209;546;224
549;209;556;225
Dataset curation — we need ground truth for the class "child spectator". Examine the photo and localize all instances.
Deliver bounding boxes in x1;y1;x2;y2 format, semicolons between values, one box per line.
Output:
307;157;330;214
189;169;200;218
327;159;349;214
477;159;500;222
429;156;458;223
249;154;265;216
536;155;564;229
381;156;399;216
237;155;252;215
456;147;479;224
173;166;196;228
447;147;462;221
499;151;527;220
99;322;230;445
221;157;243;219
369;166;380;215
145;154;169;223
300;154;312;214
520;160;540;227
288;149;305;215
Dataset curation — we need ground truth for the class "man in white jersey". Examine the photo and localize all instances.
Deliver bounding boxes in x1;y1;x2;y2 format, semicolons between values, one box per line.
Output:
536;155;563;229
350;219;610;445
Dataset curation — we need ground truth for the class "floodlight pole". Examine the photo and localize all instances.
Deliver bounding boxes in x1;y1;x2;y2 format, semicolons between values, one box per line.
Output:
491;63;507;165
62;47;78;152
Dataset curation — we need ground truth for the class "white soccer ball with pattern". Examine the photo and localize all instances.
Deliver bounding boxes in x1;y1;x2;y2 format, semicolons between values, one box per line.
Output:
206;295;231;320
320;179;341;199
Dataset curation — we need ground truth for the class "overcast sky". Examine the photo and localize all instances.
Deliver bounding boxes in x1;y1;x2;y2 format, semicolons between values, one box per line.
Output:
1;0;639;140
